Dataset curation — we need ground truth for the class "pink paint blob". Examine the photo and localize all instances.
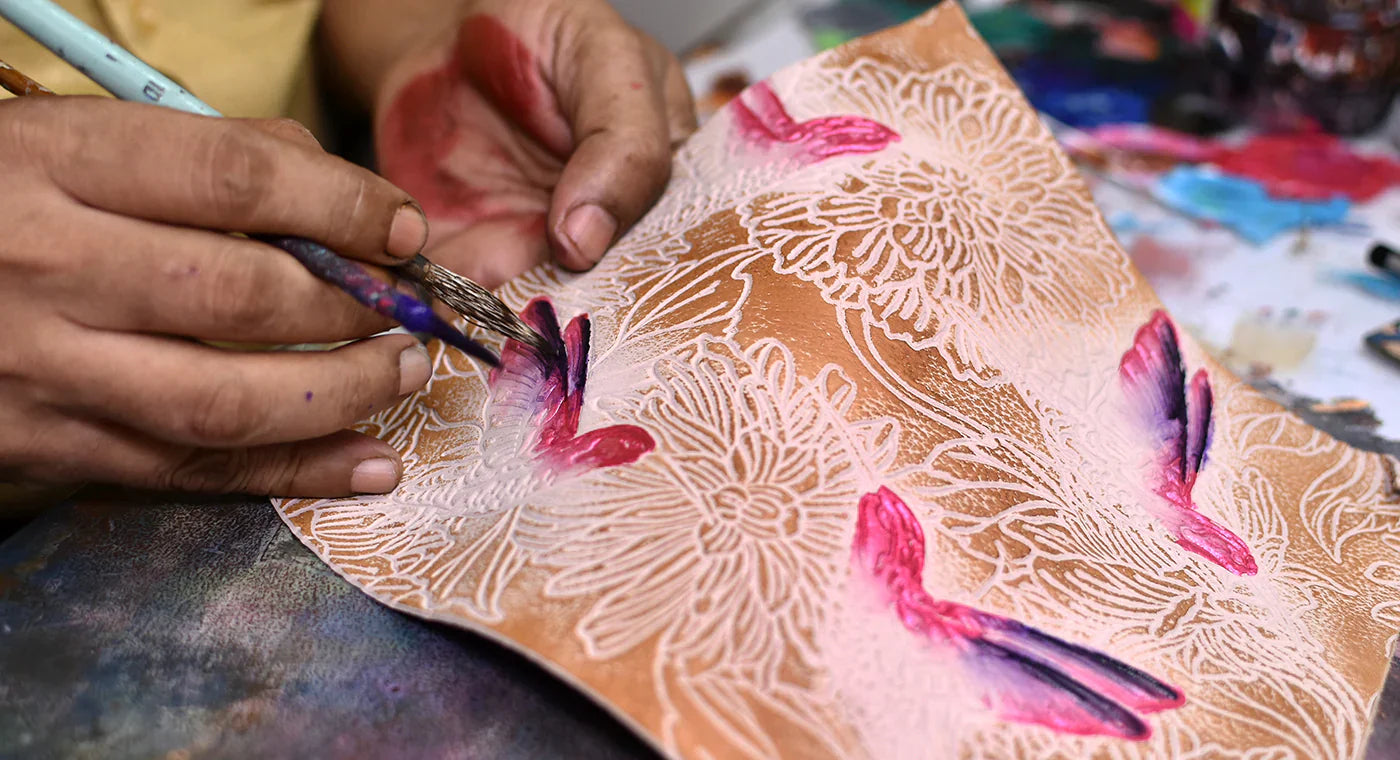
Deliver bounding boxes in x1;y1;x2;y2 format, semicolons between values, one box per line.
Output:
1128;236;1197;286
1119;311;1258;576
730;81;899;162
491;298;654;474
1085;124;1225;164
852;487;1183;741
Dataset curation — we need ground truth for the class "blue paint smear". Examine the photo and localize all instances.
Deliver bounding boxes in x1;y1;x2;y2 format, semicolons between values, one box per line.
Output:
1153;167;1350;245
1012;59;1155;128
1327;271;1400;302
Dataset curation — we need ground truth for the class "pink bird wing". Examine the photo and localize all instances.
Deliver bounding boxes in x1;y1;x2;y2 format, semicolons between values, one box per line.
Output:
968;609;1184;715
1118;310;1191;486
962;636;1153;739
490;298;573;441
852;488;1184;740
852;486;928;594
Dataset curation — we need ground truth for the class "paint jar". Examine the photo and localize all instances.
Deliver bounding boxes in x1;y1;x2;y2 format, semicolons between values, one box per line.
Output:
1207;0;1400;134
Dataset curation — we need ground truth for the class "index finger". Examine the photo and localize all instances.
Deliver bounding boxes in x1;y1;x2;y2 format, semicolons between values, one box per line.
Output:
19;96;429;263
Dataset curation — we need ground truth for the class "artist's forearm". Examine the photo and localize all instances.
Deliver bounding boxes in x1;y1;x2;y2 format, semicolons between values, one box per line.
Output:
318;0;468;109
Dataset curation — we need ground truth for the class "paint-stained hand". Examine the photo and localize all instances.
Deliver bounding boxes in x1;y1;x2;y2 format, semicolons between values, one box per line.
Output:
364;0;697;285
0;96;437;500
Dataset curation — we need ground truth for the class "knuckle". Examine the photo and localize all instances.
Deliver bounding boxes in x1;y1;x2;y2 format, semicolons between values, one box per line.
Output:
0;97;55;161
596;26;645;59
616;129;672;189
267;117;320;147
327;173;377;247
633;132;672;171
183;376;266;446
157;447;300;494
157;448;252;493
201;248;277;330
320;360;376;425
201;127;273;219
0;412;83;483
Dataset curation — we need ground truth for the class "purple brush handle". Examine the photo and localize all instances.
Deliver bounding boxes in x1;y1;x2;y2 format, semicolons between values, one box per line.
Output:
257;235;499;367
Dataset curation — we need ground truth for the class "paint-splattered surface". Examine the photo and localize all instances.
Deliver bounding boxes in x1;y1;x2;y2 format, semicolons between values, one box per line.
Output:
1093;174;1400;443
0;495;653;760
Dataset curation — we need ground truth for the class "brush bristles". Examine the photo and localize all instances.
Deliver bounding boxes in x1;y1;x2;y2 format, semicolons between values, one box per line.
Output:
408;258;553;356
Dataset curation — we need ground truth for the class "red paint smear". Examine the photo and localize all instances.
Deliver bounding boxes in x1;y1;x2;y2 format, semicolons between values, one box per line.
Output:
456;15;562;152
1215;133;1400;202
729;81;899;162
852;487;1182;739
491;298;653;474
378;60;476;220
1119;311;1258;575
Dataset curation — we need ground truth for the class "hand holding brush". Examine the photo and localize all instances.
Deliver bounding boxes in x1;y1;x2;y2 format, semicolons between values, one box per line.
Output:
0;0;693;503
0;80;452;498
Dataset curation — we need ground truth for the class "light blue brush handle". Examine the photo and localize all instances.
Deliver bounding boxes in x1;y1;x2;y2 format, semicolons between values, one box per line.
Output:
0;0;220;116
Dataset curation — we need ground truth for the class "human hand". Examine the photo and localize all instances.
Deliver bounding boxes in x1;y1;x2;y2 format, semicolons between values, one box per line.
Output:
0;96;435;497
369;0;696;286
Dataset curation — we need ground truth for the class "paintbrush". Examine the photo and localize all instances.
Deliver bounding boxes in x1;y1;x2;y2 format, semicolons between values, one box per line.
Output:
0;0;551;363
0;59;54;96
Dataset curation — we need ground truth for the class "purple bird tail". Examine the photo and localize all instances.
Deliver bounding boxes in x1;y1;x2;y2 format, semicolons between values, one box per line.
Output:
853;488;1184;740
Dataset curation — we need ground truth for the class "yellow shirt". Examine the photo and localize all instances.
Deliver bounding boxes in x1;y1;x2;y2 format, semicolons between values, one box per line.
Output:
0;0;323;126
0;0;323;510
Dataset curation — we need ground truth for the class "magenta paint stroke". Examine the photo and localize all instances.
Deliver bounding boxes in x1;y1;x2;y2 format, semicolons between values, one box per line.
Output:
729;81;899;161
1119;310;1258;575
852;487;1185;740
490;297;654;474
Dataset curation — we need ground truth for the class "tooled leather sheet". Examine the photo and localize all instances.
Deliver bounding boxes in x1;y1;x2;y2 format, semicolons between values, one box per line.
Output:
277;4;1400;758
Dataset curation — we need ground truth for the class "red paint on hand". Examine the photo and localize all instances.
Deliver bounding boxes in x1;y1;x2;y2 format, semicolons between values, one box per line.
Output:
456;15;561;150
376;15;561;239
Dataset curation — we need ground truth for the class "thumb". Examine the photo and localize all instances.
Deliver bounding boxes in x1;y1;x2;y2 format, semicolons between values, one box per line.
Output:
547;22;673;271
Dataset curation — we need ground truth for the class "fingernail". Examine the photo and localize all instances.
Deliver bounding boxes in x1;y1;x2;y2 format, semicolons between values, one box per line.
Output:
560;204;617;269
350;458;399;494
387;202;429;258
398;344;431;395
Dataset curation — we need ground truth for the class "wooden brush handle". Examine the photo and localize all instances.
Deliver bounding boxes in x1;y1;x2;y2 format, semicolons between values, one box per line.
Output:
0;58;55;97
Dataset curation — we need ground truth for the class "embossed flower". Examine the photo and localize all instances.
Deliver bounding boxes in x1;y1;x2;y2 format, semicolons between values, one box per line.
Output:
740;63;1132;358
523;337;897;677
